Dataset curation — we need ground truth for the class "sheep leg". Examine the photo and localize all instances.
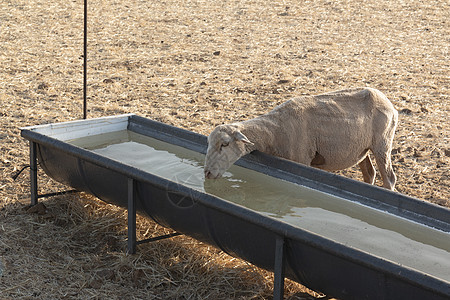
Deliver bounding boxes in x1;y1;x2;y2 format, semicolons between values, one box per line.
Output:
373;149;396;190
358;155;376;185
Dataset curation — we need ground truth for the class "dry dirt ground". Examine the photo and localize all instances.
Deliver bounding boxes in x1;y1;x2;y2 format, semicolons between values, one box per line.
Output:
1;0;449;299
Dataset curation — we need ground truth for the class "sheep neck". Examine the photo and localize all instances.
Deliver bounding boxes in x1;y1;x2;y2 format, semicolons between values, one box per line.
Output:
239;116;283;155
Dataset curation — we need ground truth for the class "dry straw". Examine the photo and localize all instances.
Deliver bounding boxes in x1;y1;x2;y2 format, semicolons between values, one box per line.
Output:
1;0;448;298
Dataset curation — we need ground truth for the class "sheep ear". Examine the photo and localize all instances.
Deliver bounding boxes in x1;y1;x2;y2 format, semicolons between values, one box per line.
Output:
234;131;253;145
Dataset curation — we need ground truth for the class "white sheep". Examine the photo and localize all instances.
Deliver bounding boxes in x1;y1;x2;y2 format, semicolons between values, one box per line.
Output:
204;87;398;190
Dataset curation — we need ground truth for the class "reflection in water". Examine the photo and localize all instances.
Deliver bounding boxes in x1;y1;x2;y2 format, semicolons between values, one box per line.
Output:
68;130;450;281
204;170;311;218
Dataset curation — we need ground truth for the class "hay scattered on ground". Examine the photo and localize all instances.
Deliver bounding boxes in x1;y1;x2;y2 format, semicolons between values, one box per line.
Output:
1;0;449;299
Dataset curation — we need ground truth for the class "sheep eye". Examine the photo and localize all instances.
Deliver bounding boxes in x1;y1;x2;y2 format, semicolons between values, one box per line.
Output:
220;142;229;150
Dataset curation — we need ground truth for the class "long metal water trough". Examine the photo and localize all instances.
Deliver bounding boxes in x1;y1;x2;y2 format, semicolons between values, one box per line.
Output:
21;114;450;300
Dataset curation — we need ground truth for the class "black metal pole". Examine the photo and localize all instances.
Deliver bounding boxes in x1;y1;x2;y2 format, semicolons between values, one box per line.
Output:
83;0;87;119
273;236;286;300
127;178;137;254
30;141;38;206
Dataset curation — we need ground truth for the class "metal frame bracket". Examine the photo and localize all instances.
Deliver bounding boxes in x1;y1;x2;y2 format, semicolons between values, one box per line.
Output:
28;141;78;206
127;178;181;254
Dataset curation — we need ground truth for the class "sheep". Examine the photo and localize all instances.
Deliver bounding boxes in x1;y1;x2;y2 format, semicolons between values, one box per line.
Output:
204;87;398;190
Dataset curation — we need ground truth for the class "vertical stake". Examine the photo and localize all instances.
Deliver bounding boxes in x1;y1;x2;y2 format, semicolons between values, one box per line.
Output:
127;178;137;254
83;0;88;119
30;141;38;206
273;235;286;300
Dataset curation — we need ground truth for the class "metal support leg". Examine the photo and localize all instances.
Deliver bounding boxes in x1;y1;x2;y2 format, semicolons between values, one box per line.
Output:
126;178;182;254
127;178;137;254
273;236;286;300
30;141;38;206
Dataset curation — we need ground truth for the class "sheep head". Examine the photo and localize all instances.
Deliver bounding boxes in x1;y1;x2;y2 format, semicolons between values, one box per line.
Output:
204;124;253;179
